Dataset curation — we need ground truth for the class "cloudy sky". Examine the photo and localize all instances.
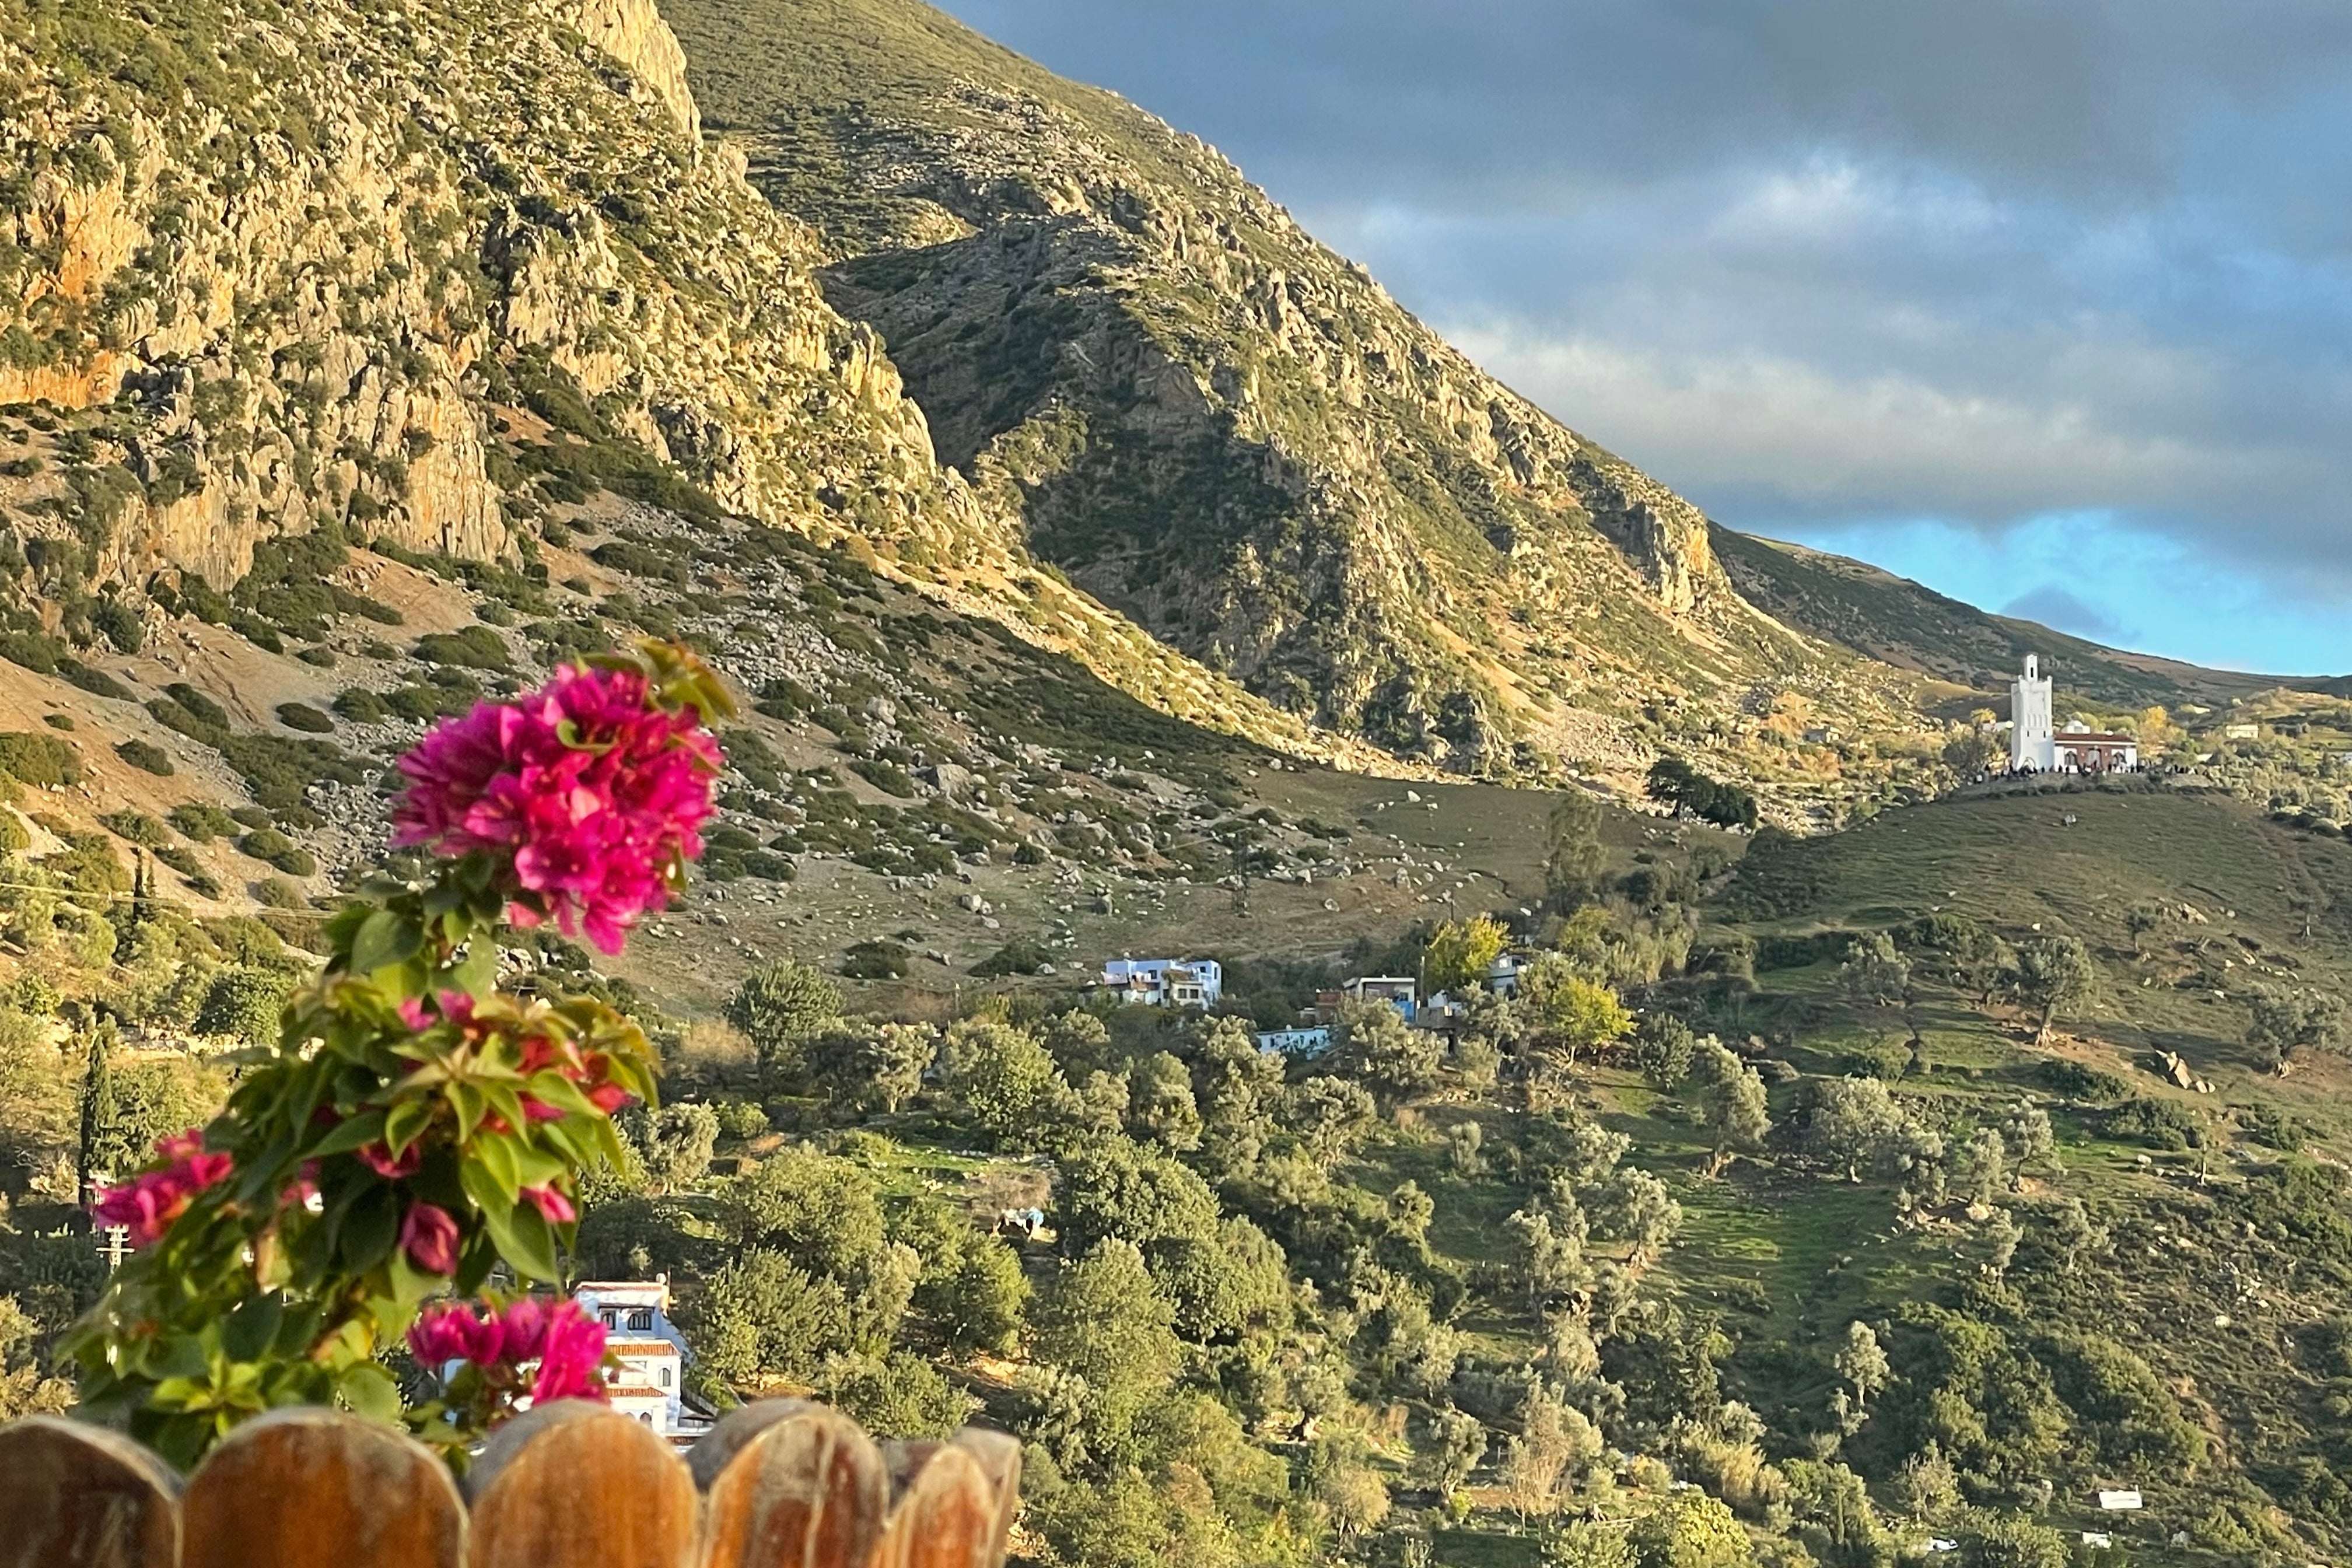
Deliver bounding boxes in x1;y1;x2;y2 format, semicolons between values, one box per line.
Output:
935;0;2352;674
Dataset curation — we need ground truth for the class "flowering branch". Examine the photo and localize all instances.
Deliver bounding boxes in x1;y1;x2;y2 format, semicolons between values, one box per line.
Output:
63;640;730;1469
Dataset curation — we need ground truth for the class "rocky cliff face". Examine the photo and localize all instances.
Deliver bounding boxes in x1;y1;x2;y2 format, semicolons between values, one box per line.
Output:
0;0;1344;765
0;0;977;592
664;0;1916;788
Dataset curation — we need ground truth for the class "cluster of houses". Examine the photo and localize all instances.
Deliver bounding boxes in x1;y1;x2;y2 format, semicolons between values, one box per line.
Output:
1091;953;1525;1059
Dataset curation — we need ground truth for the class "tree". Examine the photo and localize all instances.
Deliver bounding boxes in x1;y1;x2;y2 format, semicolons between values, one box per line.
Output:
1423;914;1509;996
1628;1487;1753;1568
1052;1133;1220;1253
688;1249;857;1392
926;1235;1029;1357
1543;789;1606;908
1805;1076;1939;1184
74;1020;118;1203
1424;1407;1489;1493
1336;999;1444;1106
726;960;842;1088
628;1102;719;1195
937;1019;1069;1146
2013;935;2094;1044
193;964;296;1046
2246;985;2344;1073
1646;757;1760;831
1291;1075;1378;1158
1519;955;1634;1072
1833;1320;1889;1412
1693;1040;1768;1177
806;1021;936;1117
1837;932;1912;1010
1628;1013;1698;1085
1955;1511;2069;1568
1124;1051;1202;1152
2124;901;2165;953
1031;1238;1181;1450
1942;728;1997;779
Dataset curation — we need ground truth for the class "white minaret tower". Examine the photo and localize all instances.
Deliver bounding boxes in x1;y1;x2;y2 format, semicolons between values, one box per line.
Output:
2010;654;2054;772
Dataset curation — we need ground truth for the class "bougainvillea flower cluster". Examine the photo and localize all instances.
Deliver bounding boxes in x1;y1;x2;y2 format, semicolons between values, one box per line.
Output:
66;641;716;1471
393;660;723;952
91;1132;234;1246
407;1297;610;1405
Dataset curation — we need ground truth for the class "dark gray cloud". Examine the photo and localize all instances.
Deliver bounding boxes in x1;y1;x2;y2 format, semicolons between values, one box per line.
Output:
2003;586;2122;642
933;0;2352;666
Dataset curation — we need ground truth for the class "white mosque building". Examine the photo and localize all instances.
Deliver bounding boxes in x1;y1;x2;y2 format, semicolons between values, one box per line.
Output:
2008;655;2139;774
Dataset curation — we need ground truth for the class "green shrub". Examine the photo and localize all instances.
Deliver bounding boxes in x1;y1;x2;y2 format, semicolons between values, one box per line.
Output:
332;688;389;723
99;810;170;847
842;940;911;980
2109;1098;2203;1150
412;625;510;670
0;629;66;674
848;760;918;797
274;702;334;733
253;876;305;909
971;939;1050;978
0;808;27;856
116;738;174;775
163;684;230;730
167;802;239;842
237;827;317;877
43;713;73;730
62;662;134;701
0;731;80;788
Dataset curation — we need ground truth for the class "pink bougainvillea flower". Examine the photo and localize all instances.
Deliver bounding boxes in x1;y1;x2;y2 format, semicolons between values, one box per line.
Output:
405;1296;607;1406
408;1301;496;1367
90;1129;235;1247
519;1095;566;1123
396;996;433;1031
520;1184;576;1224
391;661;721;955
358;1141;424;1180
399;1202;463;1275
528;1302;609;1404
584;1080;632;1114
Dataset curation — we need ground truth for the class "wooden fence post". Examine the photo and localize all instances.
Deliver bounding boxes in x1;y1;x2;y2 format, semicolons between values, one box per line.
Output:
872;1441;998;1568
0;1416;178;1568
465;1402;699;1568
695;1400;889;1568
181;1408;464;1568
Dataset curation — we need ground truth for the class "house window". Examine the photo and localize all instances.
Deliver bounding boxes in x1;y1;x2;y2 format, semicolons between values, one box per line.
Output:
602;1311;619;1329
660;1366;673;1387
628;1309;654;1331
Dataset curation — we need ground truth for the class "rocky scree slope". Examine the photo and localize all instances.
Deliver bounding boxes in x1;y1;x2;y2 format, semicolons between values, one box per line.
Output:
665;0;1940;782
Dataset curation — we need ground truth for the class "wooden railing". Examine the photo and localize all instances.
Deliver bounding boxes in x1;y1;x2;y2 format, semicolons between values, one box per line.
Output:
0;1400;1019;1568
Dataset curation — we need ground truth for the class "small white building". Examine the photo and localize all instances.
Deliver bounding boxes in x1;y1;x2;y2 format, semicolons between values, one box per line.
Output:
2009;656;2139;774
1255;1026;1334;1058
576;1280;700;1439
1098;958;1222;1007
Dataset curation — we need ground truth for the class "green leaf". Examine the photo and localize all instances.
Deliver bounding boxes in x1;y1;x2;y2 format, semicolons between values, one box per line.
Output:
336;1362;403;1426
309;1109;388;1158
482;1201;561;1284
473;1130;522;1202
384;1097;434;1154
221;1294;284;1363
351;908;422;975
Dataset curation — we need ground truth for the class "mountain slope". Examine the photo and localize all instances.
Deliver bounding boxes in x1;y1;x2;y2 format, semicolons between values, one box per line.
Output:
663;0;1937;783
1714;527;2292;710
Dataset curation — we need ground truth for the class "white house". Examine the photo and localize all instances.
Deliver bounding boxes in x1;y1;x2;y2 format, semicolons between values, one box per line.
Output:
1098;957;1222;1007
576;1279;701;1439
